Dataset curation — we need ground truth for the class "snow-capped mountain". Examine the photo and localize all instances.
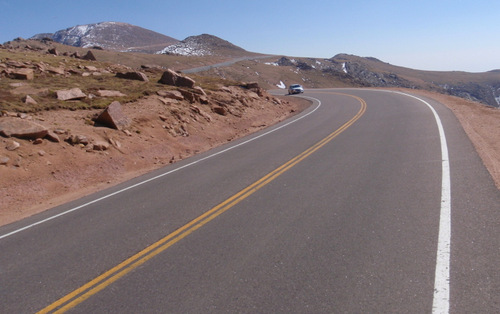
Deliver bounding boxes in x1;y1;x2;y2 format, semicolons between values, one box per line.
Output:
31;22;178;54
157;34;247;57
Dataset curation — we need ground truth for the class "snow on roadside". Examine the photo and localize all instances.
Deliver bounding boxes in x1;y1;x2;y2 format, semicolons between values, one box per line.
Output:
342;62;348;74
276;81;286;89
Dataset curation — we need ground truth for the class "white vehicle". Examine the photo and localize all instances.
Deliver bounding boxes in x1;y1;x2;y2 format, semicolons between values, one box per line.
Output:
288;84;304;94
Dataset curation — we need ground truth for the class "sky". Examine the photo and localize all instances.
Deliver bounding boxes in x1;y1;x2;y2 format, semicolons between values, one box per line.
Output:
1;0;498;72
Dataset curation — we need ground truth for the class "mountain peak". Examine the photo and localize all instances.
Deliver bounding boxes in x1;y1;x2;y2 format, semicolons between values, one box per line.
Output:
31;22;178;54
158;33;247;57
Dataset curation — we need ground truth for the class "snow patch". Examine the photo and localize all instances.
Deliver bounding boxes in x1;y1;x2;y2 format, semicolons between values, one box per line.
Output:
157;41;211;56
75;25;91;36
265;62;279;66
277;81;286;89
342;62;348;74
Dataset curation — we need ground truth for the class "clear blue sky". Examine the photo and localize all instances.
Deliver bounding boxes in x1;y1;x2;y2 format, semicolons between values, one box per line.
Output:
1;0;498;72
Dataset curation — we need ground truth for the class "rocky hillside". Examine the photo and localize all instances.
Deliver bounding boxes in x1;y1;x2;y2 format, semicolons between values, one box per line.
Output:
199;54;500;108
31;22;178;54
157;34;251;57
0;42;310;224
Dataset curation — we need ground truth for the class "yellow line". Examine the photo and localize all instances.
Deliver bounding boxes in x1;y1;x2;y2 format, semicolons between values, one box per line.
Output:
38;92;367;313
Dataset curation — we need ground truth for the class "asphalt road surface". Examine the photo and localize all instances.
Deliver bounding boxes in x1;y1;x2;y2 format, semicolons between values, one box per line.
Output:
1;89;499;313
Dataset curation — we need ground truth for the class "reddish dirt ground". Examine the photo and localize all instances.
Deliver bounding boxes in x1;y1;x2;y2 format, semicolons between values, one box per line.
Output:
0;94;310;226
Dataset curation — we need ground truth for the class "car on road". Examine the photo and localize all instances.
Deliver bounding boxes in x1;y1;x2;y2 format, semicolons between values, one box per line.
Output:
288;84;304;95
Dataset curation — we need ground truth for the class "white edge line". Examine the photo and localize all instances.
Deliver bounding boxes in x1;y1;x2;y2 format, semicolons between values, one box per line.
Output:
390;90;451;314
0;96;321;240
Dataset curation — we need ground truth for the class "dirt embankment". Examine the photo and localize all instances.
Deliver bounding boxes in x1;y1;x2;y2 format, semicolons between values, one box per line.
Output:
0;89;311;226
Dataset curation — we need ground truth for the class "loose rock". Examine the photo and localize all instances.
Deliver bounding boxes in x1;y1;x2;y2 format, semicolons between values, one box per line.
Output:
158;69;195;88
0;118;48;139
95;101;130;130
10;68;34;80
6;140;20;151
56;88;87;101
115;71;149;82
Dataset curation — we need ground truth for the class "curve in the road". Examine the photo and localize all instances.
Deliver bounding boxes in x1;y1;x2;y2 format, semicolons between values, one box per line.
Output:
38;92;367;313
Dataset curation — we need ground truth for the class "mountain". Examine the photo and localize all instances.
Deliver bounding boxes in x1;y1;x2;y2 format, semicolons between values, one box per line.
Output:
327;54;500;107
22;22;500;107
31;22;178;54
157;34;251;57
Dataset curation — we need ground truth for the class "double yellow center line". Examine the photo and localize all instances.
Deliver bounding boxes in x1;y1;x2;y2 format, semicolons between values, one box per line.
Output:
39;92;367;313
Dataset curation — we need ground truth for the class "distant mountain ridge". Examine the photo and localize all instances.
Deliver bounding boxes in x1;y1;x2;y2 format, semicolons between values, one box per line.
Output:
24;22;500;107
31;22;178;54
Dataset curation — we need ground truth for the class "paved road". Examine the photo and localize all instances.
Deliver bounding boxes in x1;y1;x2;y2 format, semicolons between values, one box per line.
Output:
1;89;499;313
180;55;271;73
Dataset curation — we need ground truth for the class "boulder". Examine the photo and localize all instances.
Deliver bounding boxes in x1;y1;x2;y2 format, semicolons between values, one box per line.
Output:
23;95;38;105
92;141;109;151
45;130;61;143
66;134;89;146
0;118;48;139
5;140;20;151
46;66;65;75
56;88;87;101
70;52;81;59
95;101;130;130
85;65;98;72
242;82;264;96
179;89;195;103
158;69;195;88
212;106;228;116
116;71;149;82
0;156;9;165
48;48;58;56
10;68;34;80
5;60;26;68
81;50;97;61
193;86;207;96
